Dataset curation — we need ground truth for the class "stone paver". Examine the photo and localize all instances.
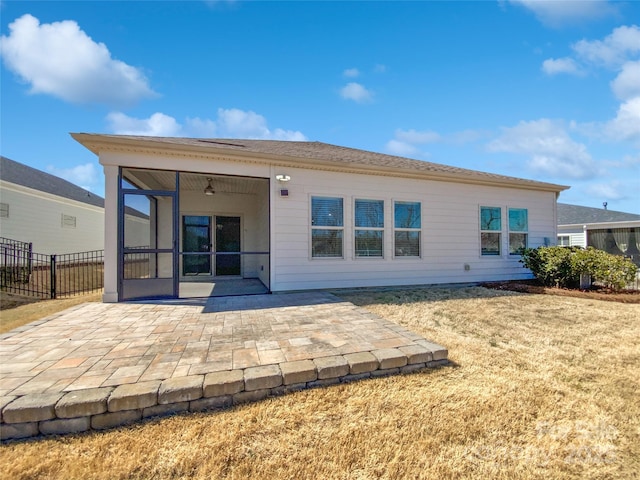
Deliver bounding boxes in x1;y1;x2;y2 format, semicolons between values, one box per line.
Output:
0;291;448;440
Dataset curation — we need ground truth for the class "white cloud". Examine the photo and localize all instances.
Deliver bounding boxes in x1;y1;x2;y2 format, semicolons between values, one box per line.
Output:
107;108;307;141
215;108;306;140
106;112;182;136
0;14;155;106
585;181;629;201
385;140;419;157
509;0;619;27
541;57;583;75
374;64;387;73
486;119;600;179
339;82;373;103
449;129;485;144
343;68;360;78
47;162;100;191
395;129;441;144
572;25;640;68
602;97;640;142
185;117;217;137
610;61;640;101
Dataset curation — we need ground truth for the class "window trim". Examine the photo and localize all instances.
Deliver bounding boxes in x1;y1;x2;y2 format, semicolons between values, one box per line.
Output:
310;195;345;259
479;205;502;257
508;207;529;256
393;200;422;259
354;198;384;259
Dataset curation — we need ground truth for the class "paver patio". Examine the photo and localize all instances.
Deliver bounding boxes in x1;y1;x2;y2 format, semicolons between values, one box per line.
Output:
0;292;447;440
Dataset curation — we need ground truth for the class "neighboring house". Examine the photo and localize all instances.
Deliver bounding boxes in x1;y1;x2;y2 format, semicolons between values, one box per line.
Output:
72;133;569;302
0;156;105;255
0;156;148;255
557;203;640;265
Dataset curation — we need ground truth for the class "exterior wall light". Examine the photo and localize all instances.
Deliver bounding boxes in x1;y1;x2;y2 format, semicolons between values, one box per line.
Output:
275;174;291;182
204;177;215;196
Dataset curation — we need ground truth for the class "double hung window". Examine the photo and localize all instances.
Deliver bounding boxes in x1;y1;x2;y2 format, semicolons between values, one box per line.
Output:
480;206;501;256
394;201;421;257
508;208;528;255
354;199;384;257
311;196;344;258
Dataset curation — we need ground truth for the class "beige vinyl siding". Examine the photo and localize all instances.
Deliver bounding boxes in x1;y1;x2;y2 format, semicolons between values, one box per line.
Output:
270;167;557;291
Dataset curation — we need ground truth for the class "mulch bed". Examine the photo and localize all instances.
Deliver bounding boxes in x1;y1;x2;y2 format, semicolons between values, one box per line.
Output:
481;279;640;304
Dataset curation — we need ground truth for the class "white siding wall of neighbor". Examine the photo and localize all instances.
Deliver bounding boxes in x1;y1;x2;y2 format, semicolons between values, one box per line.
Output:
557;225;587;247
269;166;557;291
0;181;104;255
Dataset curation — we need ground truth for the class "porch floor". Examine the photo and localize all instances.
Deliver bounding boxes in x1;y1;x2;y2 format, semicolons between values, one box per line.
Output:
0;292;447;441
179;278;268;298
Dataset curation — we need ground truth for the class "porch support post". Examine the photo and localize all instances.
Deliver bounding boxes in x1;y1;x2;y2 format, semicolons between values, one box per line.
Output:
102;164;119;302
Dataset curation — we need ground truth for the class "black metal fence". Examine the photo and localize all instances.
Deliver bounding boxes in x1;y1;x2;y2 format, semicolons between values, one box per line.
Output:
0;237;104;299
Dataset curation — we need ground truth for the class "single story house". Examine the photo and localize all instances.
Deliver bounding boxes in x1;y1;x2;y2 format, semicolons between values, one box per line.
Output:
72;133;569;302
557;203;640;265
0;156;148;256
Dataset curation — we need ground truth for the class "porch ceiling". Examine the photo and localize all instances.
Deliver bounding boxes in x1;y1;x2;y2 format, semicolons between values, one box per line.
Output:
124;169;267;195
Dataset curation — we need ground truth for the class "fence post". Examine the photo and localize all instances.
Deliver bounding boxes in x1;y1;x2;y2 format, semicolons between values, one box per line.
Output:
28;242;33;276
50;254;57;299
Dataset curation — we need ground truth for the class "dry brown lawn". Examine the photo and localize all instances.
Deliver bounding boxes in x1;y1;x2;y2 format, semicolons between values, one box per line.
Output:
1;287;639;479
0;291;102;334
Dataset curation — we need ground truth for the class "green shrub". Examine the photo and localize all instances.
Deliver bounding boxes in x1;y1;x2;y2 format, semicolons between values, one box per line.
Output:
520;246;579;288
520;246;638;291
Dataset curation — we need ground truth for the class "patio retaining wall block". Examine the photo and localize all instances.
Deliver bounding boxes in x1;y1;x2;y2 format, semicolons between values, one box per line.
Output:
416;341;448;361
108;381;160;412
158;376;204;404
398;345;433;364
371;349;408;369
0;422;39;440
190;395;233;412
344;352;379;374
244;365;282;391
233;389;270;404
401;363;427;374
313;356;349;379
0;396;17;423
0;339;449;441
307;378;340;389
370;367;400;378
279;360;317;385
340;373;372;383
427;359;449;368
143;401;190;419
203;370;244;397
91;410;142;430
39;416;91;435
55;387;113;418
2;392;63;424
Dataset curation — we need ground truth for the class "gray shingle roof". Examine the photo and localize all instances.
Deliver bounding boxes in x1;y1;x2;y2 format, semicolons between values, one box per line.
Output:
71;134;569;192
1;155;104;208
558;203;640;225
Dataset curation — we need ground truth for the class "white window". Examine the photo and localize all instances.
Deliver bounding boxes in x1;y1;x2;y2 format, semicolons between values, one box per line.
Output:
311;196;343;258
394;201;421;257
558;235;570;247
355;199;384;257
0;203;8;218
508;208;528;255
480;206;501;256
61;214;77;228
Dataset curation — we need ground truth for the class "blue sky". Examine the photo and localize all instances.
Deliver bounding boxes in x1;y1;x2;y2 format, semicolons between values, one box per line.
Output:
1;0;639;214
